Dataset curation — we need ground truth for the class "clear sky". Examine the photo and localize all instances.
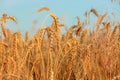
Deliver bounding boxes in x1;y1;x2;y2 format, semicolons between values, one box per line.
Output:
0;0;120;34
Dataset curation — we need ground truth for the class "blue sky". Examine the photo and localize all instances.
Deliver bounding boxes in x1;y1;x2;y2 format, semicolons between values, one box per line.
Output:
0;0;120;34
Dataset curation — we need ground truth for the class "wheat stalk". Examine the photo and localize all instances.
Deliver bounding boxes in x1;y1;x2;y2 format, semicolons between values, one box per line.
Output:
50;13;59;29
96;13;108;31
80;29;89;43
25;32;29;42
1;24;8;38
111;26;118;38
2;13;17;23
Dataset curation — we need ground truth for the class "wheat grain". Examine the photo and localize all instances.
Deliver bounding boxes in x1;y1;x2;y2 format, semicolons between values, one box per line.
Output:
0;42;8;47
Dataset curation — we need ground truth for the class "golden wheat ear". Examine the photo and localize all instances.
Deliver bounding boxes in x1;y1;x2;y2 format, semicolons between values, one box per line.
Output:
50;13;57;19
77;16;80;25
7;16;17;23
2;13;17;23
2;13;7;23
37;7;50;13
90;8;99;17
50;13;59;27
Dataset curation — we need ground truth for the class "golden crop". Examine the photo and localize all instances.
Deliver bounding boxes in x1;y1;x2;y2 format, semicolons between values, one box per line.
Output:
0;8;120;80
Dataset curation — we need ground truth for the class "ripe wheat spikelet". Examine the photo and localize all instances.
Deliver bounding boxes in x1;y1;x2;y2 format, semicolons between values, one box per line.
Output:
1;13;17;23
25;32;29;42
50;13;59;29
76;17;82;36
12;32;21;61
7;16;17;23
111;26;118;37
38;7;50;13
90;8;99;17
13;33;18;52
46;28;55;80
0;14;17;40
50;13;62;39
77;16;80;26
76;26;82;36
103;22;111;34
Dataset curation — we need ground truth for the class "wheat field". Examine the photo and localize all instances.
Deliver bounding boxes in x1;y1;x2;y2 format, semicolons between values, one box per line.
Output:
0;7;120;80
